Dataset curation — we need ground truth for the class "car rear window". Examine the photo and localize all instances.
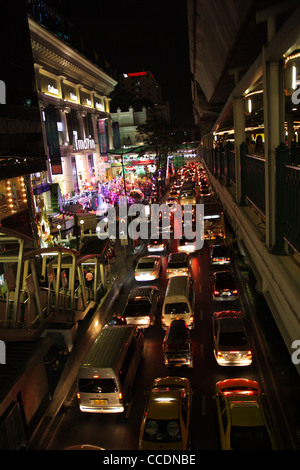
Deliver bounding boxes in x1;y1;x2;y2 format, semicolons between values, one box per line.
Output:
78;378;118;393
165;303;189;315
219;331;247;346
215;273;235;289
168;261;188;268
138;261;155;269
231;425;272;450
212;246;229;256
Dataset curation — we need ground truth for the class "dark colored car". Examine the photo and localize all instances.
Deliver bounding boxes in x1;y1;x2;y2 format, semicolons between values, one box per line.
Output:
123;286;159;328
210;244;231;265
162;319;193;367
212;270;239;300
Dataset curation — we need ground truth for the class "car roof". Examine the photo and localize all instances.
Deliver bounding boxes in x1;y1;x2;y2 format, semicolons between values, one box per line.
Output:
218;317;245;332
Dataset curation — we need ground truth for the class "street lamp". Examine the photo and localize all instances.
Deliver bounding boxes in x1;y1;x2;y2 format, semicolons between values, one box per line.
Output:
57;224;61;242
80;219;84;239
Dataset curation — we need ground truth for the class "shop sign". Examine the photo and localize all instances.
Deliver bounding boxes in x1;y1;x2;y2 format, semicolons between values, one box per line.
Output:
73;133;95;151
80;90;92;107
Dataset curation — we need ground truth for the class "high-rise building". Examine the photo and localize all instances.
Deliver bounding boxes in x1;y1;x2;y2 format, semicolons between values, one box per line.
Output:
119;71;170;122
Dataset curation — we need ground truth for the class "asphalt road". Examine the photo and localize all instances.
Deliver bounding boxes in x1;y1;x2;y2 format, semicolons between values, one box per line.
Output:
43;236;291;451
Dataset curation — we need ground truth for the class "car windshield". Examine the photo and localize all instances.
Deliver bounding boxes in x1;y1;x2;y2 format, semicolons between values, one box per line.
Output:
143;418;182;443
165;303;189;315
219;331;247;346
230;425;272;450
78;378;117;393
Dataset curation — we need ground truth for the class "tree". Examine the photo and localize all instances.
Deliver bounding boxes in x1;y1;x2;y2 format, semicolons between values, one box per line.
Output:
137;111;185;196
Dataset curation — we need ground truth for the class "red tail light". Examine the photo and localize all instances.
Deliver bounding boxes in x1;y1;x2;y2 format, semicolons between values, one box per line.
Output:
214;290;220;296
233;290;238;294
77;392;81;401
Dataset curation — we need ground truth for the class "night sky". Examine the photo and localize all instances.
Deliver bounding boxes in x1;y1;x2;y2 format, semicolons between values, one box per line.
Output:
66;1;193;127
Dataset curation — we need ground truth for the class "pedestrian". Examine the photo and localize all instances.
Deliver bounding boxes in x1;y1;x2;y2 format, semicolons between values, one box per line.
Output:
85;270;93;289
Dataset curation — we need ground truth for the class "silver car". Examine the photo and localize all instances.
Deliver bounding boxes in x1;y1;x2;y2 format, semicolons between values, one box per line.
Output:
212;310;252;366
166;252;191;279
135;256;162;281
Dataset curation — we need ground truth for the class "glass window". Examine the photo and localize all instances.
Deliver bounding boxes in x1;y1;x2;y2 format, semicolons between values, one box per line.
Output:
78;378;117;393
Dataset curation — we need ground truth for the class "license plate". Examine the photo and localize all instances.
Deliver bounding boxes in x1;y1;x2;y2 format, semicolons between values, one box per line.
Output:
94;399;106;405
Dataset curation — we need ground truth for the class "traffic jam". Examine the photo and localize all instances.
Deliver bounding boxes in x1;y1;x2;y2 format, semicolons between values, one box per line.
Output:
72;160;279;451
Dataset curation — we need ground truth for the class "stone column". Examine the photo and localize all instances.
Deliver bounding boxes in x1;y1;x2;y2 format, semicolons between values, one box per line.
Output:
233;96;246;204
262;47;285;248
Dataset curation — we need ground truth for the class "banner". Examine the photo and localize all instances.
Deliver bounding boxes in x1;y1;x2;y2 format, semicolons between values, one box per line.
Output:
44;107;63;174
98;119;108;156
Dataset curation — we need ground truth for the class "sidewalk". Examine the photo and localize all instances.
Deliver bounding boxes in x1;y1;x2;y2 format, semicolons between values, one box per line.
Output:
105;237;145;286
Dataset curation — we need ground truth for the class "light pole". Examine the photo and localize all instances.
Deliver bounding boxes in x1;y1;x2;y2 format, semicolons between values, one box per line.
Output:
57;224;61;243
80;219;84;239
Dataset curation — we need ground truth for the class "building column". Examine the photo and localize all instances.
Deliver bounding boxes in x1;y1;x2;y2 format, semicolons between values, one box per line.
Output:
263;49;285;249
233;96;246;204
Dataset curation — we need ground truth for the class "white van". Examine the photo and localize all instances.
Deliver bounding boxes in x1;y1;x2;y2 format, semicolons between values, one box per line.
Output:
77;326;144;413
161;276;195;329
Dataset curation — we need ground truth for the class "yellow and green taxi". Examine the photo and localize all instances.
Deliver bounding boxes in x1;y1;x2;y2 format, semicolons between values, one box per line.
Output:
138;376;192;450
214;378;278;450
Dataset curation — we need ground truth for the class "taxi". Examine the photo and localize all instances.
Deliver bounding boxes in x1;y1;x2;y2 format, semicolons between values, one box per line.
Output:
138;376;192;450
214;378;278;450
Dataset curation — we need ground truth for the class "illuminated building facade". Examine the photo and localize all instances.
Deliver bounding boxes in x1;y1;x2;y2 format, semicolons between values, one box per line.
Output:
27;15;117;215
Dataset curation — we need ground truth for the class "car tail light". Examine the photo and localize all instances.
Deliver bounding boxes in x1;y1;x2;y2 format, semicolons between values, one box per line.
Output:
119;392;123;403
162;316;165;324
183;268;188;272
135;271;140;276
151;270;156;275
216;351;223;359
214;290;220;296
77;392;81;401
246;351;252;359
225;258;230;261
233;289;238;294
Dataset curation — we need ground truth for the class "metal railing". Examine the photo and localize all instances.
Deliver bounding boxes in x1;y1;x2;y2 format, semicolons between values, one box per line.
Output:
200;142;300;255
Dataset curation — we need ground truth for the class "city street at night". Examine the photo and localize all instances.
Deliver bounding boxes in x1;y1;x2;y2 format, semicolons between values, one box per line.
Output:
0;0;300;457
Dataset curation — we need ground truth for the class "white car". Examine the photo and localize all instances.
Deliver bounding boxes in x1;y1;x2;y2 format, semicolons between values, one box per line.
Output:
135;256;162;281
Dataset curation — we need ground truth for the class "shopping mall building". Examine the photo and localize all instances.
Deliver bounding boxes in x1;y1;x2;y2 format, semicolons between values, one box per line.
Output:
28;16;117;214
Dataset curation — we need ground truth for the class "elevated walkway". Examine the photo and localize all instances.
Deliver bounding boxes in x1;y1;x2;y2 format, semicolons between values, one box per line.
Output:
202;161;300;374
